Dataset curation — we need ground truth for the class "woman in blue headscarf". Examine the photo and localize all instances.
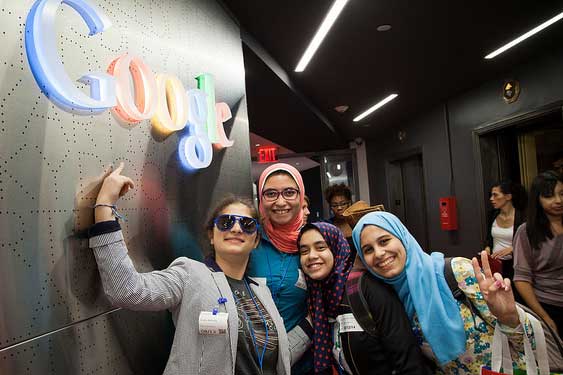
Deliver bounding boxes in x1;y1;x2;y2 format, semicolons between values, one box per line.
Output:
352;211;538;374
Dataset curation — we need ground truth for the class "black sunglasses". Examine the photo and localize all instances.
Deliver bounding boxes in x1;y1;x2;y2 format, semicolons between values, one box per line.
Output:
213;214;259;234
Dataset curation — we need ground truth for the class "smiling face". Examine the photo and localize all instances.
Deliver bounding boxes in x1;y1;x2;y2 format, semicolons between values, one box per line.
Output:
490;186;512;210
210;203;259;259
540;181;563;218
359;225;407;278
261;173;301;226
299;228;334;281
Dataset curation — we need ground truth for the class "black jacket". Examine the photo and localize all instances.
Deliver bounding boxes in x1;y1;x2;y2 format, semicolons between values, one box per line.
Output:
339;274;433;375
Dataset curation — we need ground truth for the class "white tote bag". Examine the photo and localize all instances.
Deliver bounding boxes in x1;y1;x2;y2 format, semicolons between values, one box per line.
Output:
489;307;550;375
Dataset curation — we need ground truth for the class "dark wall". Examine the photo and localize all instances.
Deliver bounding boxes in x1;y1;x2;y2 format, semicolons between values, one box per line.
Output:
366;49;563;258
301;166;324;222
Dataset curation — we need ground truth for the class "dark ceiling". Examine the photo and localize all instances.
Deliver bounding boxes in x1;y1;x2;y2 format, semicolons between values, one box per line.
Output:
222;0;563;152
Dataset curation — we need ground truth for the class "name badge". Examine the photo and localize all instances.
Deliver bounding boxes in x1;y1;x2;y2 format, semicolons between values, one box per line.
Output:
198;311;228;335
336;313;363;333
295;269;307;290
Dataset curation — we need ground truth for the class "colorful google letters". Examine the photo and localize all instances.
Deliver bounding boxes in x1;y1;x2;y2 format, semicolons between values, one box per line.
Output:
24;0;235;170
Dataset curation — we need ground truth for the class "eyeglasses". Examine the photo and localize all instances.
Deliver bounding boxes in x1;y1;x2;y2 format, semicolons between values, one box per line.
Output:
330;201;351;209
213;214;259;234
262;188;300;202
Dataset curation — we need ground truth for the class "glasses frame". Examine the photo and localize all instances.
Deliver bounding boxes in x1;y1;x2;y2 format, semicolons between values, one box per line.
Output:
213;214;259;234
330;201;352;209
261;187;300;202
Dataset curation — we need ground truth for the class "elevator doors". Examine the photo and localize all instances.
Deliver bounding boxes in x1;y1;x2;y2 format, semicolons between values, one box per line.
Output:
388;153;429;249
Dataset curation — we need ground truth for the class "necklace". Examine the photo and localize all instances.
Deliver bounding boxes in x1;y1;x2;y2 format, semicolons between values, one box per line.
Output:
232;278;269;370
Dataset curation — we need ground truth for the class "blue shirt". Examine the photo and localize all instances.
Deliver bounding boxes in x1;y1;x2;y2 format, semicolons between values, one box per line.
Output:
247;234;307;331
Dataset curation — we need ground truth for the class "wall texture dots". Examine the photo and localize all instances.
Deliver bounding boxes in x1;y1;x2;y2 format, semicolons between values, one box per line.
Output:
0;0;251;373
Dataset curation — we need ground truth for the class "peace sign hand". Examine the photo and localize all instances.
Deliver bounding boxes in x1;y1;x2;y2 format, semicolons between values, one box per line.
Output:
96;162;135;205
471;251;519;328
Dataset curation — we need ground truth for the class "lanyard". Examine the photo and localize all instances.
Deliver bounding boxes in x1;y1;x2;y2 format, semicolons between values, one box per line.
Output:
266;251;292;303
233;278;270;370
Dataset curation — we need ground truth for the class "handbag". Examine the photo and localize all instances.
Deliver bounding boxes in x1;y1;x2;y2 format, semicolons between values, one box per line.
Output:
482;307;554;375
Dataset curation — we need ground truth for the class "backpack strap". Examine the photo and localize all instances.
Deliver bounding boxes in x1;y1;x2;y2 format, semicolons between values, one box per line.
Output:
345;270;380;336
444;256;487;325
444;257;464;300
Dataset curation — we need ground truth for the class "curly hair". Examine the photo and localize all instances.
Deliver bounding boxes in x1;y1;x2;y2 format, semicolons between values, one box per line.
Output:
324;183;352;204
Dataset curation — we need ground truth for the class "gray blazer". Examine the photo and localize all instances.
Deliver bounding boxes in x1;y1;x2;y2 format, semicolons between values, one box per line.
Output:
90;230;307;375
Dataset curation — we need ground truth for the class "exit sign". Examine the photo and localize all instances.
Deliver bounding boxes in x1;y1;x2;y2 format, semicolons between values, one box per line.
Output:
257;147;278;163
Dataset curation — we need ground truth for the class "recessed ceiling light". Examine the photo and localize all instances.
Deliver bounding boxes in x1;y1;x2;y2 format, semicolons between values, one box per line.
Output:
353;94;398;122
295;162;300;166
485;11;563;59
334;105;349;113
377;24;392;32
295;0;350;72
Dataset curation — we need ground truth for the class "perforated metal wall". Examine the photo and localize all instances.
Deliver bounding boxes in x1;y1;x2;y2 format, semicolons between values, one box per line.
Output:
0;0;250;373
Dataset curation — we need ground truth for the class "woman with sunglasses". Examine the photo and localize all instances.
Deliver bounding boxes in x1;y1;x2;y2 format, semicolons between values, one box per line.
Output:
88;163;306;374
247;163;314;374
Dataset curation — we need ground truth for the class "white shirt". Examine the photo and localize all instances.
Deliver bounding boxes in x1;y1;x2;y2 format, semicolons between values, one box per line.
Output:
492;219;513;259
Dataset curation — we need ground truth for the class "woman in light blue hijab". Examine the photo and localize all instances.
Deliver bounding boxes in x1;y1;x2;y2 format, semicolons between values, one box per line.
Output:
352;211;534;374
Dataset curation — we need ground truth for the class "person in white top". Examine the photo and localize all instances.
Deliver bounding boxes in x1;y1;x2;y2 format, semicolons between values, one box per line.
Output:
484;181;527;284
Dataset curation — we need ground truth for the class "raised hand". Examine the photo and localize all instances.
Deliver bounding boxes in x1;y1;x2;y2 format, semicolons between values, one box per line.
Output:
96;162;135;205
472;251;519;328
94;163;135;223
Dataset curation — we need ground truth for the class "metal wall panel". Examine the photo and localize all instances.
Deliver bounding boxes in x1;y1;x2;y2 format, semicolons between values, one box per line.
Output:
0;0;250;373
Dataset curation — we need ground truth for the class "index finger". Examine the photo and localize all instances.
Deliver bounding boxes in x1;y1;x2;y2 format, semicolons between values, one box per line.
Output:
480;250;493;279
111;162;125;176
471;257;483;282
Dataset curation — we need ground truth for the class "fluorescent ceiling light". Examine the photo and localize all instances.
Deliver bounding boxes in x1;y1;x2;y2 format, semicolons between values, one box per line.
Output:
353;94;398;122
295;0;350;72
485;11;563;59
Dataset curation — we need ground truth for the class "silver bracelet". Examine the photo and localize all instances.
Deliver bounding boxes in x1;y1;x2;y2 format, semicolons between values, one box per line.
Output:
92;203;127;221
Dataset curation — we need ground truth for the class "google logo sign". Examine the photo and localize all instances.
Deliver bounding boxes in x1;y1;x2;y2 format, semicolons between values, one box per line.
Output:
24;0;235;170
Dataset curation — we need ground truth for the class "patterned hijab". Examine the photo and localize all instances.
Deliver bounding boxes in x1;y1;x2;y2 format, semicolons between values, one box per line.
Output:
258;163;305;253
298;222;354;373
351;211;466;365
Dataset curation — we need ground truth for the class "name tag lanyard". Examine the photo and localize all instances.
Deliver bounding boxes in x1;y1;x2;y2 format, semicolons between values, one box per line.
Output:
266;252;292;303
233;278;270;370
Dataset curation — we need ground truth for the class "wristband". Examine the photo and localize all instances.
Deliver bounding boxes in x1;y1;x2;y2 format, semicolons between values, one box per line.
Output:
92;203;127;221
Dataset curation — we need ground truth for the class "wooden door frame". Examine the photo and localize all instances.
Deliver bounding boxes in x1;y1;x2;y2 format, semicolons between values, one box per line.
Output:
472;100;563;244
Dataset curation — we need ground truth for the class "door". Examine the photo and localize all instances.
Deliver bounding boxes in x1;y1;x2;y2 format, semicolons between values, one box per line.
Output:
388;154;429;249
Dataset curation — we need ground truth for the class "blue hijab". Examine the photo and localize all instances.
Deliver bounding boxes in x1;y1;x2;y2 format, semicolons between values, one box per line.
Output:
351;211;466;365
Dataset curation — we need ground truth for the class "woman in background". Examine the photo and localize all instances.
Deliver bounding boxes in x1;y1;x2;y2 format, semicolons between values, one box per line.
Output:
485;181;527;281
325;184;353;238
303;195;311;223
514;170;563;335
